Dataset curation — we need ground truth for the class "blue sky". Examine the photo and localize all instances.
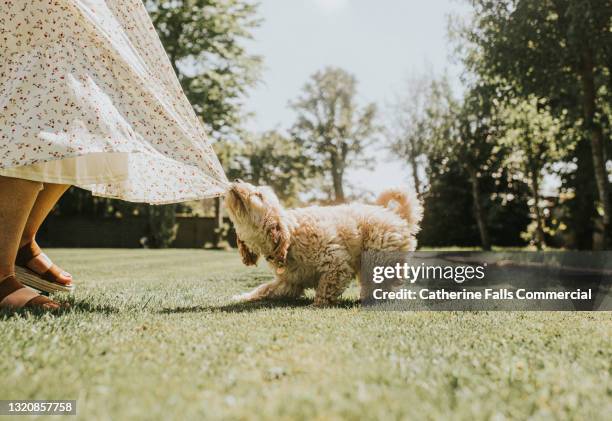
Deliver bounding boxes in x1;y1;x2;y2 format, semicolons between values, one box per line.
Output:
244;0;470;196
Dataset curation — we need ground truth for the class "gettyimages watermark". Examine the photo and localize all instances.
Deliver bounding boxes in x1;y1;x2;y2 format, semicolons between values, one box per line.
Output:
360;251;612;310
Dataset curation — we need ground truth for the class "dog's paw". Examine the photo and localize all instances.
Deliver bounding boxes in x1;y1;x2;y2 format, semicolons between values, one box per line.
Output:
232;292;254;302
312;298;335;308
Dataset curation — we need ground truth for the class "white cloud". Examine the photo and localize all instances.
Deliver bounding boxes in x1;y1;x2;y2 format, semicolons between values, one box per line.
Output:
313;0;350;14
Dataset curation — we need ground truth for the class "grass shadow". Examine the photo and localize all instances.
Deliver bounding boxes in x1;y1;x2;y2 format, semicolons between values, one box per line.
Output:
0;299;120;319
0;307;62;319
66;300;120;315
160;297;360;314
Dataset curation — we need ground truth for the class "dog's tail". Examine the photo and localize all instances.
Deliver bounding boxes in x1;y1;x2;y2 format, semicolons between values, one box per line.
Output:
376;188;423;232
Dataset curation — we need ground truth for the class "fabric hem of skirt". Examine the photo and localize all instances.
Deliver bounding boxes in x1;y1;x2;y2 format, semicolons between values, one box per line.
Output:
86;189;226;205
0;153;228;205
0;169;130;186
0;169;228;205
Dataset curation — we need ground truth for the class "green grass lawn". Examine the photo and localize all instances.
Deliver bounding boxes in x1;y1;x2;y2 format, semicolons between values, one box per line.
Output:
0;249;610;420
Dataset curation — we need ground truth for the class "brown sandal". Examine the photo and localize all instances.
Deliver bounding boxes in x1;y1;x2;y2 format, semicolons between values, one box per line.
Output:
15;242;75;294
0;275;63;310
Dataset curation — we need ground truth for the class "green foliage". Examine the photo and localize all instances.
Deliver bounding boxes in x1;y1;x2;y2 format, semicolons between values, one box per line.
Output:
558;137;599;249
451;85;500;177
234;131;314;206
460;0;612;247
422;133;531;248
463;0;610;111
428;81;503;249
414;77;498;183
385;71;533;249
497;96;569;171
290;67;379;202
145;0;262;139
146;204;178;248
496;95;572;248
420;162;481;246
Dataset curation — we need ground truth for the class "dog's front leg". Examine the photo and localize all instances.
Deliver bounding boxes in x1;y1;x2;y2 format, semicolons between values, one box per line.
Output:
313;263;354;307
232;279;302;302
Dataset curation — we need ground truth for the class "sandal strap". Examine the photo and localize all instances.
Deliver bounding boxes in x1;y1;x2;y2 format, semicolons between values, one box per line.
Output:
15;242;43;266
16;246;72;286
25;295;61;309
0;275;41;309
1;287;42;309
0;275;23;301
0;275;63;310
40;264;69;284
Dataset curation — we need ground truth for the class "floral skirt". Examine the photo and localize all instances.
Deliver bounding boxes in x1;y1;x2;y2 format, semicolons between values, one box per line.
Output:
0;0;228;204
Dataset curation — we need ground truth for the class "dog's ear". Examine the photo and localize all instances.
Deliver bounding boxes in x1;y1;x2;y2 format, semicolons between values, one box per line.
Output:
237;236;259;266
264;210;290;265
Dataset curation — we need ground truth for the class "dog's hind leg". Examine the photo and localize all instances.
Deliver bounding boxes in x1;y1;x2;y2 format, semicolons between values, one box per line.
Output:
232;279;303;303
313;261;354;307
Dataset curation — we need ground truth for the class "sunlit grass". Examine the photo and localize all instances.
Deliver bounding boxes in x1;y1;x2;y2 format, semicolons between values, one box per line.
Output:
0;249;609;420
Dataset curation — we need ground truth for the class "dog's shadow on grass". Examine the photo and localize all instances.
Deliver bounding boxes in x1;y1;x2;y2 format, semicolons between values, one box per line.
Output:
160;297;360;314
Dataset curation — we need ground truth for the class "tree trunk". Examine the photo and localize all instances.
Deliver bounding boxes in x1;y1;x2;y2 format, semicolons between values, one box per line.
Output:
569;138;598;249
529;170;546;250
410;154;421;195
330;153;345;203
581;51;611;249
332;169;345;203
468;169;491;251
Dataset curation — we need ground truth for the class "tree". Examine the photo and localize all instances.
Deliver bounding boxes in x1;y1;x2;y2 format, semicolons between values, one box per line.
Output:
559;137;599;249
236;131;313;206
147;205;178;248
461;0;612;248
146;0;261;139
386;75;438;195
290;67;378;203
497;95;570;249
421;152;530;248
457;89;496;250
428;81;501;250
421;158;482;247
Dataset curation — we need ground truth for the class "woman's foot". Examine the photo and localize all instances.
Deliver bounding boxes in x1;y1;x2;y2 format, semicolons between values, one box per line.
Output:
16;241;72;285
0;275;62;310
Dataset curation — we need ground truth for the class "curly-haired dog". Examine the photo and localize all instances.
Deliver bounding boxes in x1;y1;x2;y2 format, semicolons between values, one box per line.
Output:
224;182;422;306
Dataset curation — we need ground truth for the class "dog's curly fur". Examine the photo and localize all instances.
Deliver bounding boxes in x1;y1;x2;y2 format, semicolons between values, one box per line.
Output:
224;182;423;306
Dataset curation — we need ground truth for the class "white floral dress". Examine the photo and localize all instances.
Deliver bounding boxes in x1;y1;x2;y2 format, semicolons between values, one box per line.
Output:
0;0;229;204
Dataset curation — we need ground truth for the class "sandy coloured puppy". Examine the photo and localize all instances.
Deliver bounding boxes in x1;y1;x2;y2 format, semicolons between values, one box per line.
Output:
225;182;422;306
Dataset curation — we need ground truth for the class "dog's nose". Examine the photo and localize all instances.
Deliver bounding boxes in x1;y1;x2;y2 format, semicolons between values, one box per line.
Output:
234;178;244;183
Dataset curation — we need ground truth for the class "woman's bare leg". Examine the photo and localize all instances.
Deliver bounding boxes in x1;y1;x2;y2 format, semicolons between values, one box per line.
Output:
0;176;63;310
0;176;42;279
19;183;72;284
20;183;70;246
